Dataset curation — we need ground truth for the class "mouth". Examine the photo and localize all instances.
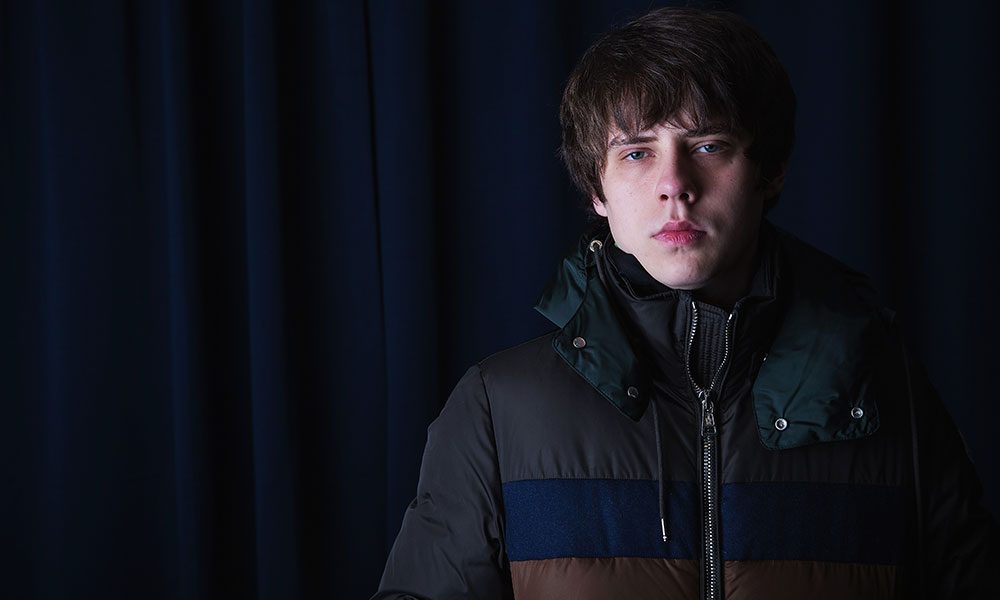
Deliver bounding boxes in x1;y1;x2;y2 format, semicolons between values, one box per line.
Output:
654;221;706;247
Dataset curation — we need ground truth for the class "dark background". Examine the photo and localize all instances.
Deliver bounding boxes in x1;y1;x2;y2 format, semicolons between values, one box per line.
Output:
2;0;998;598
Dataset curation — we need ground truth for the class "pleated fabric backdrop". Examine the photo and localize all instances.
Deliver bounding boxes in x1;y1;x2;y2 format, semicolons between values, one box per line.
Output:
1;0;998;597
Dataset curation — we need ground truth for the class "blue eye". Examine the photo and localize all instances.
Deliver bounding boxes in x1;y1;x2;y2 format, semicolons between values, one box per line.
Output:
625;151;648;160
696;143;722;154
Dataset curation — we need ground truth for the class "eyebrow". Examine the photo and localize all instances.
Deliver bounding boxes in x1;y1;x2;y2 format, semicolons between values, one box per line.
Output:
608;135;657;148
687;124;731;137
607;125;733;148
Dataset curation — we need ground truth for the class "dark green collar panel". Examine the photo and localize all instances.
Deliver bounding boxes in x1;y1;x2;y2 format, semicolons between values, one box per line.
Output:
750;229;886;450
536;224;650;420
551;277;651;421
534;227;601;329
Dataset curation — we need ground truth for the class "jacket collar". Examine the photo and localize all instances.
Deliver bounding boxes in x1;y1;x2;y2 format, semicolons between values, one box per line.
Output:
533;222;650;419
535;219;888;450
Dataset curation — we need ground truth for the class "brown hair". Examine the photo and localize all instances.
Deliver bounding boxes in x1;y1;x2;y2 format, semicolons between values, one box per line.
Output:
559;7;796;214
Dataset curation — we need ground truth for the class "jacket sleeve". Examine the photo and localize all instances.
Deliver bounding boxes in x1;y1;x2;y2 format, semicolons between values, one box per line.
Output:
373;365;513;600
903;342;1000;597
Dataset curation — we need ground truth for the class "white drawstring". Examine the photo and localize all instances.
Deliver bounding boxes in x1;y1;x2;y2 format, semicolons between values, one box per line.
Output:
651;399;668;542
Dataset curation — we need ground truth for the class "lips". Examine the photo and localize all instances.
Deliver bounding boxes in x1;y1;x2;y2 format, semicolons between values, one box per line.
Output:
654;221;705;246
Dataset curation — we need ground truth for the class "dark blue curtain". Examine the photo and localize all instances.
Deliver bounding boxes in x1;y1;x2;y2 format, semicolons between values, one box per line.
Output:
2;0;997;598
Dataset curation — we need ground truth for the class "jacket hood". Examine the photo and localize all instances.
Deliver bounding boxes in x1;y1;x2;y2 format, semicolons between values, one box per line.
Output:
535;219;891;450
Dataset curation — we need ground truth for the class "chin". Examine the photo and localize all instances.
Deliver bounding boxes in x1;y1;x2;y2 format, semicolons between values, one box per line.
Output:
636;251;711;289
650;271;705;291
640;260;703;287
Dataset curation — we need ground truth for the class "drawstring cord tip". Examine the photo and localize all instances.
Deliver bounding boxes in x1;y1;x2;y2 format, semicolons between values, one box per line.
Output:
660;518;668;542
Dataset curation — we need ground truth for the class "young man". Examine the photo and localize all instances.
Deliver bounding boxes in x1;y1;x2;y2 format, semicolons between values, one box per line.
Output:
375;8;998;599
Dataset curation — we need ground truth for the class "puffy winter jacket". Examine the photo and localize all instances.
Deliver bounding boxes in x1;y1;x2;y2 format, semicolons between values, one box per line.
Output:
374;220;999;599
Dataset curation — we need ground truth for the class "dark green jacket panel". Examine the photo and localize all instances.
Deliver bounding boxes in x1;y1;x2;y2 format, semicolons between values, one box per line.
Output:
749;227;886;450
719;320;909;488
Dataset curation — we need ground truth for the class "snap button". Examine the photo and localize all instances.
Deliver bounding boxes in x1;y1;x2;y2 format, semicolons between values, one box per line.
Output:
762;353;768;363
850;407;864;419
588;239;603;253
774;417;788;431
572;336;586;349
627;386;639;398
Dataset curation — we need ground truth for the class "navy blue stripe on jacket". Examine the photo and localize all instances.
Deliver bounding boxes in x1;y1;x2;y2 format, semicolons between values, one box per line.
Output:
502;478;905;564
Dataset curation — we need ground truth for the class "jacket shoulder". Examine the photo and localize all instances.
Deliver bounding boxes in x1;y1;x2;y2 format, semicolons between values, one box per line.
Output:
478;331;558;371
476;331;574;400
474;329;614;427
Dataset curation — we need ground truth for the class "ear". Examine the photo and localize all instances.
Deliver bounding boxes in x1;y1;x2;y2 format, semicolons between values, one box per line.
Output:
762;162;787;199
592;195;608;217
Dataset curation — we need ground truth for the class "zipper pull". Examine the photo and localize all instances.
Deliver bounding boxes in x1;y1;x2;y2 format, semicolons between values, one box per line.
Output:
699;389;717;435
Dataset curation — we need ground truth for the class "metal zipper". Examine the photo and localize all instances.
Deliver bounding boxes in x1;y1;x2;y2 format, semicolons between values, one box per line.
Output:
685;301;738;600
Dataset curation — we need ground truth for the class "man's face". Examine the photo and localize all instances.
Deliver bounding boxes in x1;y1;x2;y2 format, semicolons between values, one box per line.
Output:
594;119;780;302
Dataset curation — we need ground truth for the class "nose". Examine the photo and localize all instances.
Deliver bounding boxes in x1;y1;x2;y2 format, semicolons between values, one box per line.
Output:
656;153;696;203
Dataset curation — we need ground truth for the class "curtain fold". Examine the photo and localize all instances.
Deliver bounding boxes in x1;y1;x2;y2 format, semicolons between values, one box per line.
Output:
1;0;998;598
